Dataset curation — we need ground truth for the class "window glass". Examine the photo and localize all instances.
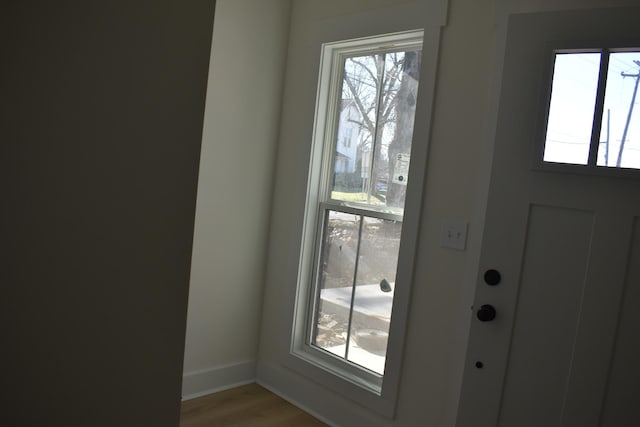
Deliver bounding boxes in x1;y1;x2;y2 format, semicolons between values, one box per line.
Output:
541;48;640;172
597;51;640;169
312;212;402;375
331;50;421;215
312;211;360;359
348;216;401;374
543;53;601;165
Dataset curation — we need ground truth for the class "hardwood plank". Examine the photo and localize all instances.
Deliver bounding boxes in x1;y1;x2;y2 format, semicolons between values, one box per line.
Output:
180;383;327;427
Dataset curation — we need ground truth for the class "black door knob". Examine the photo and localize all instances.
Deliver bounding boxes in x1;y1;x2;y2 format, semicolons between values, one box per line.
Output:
477;304;496;322
484;269;501;285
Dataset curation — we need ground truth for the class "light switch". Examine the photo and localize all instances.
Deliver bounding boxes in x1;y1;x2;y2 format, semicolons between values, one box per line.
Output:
440;220;468;251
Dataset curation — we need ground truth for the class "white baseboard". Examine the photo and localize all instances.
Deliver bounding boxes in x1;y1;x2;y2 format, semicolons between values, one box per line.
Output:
256;360;396;427
182;360;256;400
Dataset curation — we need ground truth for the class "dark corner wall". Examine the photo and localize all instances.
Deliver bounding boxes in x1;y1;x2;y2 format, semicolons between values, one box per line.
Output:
1;2;215;426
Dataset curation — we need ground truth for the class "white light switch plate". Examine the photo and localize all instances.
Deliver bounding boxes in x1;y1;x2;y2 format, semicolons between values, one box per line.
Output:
440;220;468;251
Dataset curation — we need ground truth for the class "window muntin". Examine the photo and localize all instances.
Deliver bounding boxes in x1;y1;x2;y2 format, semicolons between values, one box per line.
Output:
304;34;422;380
542;48;640;171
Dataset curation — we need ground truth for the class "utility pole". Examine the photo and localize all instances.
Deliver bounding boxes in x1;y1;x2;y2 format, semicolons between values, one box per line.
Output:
606;109;610;166
616;60;640;167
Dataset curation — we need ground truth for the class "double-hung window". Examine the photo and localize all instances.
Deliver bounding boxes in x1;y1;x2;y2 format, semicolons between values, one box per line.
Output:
294;30;424;394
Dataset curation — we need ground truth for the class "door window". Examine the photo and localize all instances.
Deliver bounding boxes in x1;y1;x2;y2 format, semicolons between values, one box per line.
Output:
542;49;640;171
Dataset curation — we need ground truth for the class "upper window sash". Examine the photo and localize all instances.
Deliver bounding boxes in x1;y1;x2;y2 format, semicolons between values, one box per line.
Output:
317;35;424;212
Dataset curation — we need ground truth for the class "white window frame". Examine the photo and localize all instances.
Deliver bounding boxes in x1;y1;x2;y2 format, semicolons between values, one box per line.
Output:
288;29;430;418
533;42;640;179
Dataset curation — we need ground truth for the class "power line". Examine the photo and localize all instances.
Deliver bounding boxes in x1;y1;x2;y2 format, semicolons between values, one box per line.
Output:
612;55;640;73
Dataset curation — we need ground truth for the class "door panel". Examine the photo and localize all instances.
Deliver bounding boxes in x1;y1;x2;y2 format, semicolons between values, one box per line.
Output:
457;7;640;427
600;218;640;427
498;206;594;427
558;211;635;427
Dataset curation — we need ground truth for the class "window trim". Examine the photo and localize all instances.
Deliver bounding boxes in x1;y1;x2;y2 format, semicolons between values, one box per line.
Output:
533;41;640;179
289;29;428;417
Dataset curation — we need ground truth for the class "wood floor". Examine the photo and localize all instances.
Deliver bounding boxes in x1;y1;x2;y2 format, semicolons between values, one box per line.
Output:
180;383;328;427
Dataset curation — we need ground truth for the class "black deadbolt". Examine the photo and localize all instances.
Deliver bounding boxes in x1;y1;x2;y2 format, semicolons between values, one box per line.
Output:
484;269;501;286
477;304;497;322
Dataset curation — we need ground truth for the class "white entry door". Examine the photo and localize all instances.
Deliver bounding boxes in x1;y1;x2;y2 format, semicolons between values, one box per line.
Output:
457;7;640;427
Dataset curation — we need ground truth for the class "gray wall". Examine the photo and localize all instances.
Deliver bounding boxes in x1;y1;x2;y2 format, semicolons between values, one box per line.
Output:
182;0;291;398
2;2;215;426
256;0;640;426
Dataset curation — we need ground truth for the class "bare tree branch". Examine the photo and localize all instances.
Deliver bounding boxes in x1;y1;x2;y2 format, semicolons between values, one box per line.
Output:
343;72;376;131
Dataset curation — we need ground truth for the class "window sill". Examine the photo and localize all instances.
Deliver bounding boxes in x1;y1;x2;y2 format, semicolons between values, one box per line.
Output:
285;344;397;418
